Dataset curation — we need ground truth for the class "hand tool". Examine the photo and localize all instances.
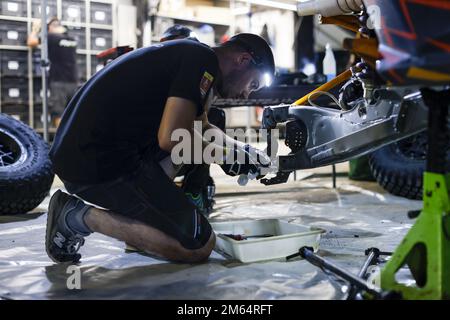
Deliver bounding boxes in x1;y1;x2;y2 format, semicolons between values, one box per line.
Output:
287;247;400;299
346;247;392;299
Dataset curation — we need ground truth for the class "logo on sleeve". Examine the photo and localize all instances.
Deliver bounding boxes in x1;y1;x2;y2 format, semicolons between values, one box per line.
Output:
200;71;214;98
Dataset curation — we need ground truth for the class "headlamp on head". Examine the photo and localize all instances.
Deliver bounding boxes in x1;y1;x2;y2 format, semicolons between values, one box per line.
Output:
264;72;272;87
226;33;275;77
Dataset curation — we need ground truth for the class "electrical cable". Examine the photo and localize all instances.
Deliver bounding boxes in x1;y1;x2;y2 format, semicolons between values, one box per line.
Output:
307;91;342;109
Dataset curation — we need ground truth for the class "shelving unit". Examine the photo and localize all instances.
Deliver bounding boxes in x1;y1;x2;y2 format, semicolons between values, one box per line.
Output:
148;0;232;46
154;13;231;27
150;13;231;46
0;0;116;131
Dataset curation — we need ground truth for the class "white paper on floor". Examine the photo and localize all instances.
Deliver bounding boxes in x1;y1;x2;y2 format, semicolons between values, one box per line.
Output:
0;179;420;299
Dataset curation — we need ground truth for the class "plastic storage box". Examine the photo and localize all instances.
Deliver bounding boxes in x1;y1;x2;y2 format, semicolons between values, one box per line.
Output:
1;77;29;105
0;50;28;77
90;1;113;25
212;219;325;263
0;20;28;46
0;0;27;17
90;29;112;51
62;0;86;23
31;0;57;18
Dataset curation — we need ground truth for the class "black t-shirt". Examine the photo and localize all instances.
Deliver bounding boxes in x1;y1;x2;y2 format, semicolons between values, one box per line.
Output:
49;40;219;184
48;32;78;83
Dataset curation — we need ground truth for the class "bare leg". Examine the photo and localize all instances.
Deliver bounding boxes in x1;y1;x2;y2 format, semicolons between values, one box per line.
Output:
54;116;61;128
84;207;216;263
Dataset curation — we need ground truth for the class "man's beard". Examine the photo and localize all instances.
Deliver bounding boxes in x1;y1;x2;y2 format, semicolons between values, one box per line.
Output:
215;69;241;99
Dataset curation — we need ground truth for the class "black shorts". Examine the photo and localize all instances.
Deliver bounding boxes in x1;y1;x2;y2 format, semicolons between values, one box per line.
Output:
49;81;79;117
63;160;212;250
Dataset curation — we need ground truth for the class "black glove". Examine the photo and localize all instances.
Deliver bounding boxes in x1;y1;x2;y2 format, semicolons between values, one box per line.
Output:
220;144;270;177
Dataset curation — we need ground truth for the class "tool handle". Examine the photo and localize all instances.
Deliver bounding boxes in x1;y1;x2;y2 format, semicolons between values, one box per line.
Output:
299;247;381;298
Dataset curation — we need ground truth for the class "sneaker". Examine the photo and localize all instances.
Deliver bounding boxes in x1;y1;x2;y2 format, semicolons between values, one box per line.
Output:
45;190;89;263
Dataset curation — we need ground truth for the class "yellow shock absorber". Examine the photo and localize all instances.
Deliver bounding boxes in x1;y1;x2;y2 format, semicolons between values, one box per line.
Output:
293;69;353;106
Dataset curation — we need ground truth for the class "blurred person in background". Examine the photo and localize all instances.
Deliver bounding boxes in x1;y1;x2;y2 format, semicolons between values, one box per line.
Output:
28;17;79;128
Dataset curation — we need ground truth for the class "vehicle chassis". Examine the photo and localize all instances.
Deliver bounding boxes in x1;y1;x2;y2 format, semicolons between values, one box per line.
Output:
261;86;429;185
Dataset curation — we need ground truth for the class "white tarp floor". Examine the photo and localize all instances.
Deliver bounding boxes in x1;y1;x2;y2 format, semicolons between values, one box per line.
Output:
0;166;421;299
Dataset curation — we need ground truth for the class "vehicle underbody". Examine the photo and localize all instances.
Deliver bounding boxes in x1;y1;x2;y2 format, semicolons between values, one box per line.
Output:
260;84;430;185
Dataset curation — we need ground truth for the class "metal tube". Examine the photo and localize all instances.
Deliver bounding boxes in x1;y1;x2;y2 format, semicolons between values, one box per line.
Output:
358;249;378;278
293;69;352;106
300;247;381;298
347;248;379;299
40;0;49;142
297;0;363;17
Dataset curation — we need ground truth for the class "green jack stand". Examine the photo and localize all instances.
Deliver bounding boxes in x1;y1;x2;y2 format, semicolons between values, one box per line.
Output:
381;172;450;299
381;88;450;300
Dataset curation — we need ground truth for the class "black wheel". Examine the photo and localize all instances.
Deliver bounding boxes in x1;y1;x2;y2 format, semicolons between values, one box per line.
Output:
0;114;54;214
369;131;449;200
